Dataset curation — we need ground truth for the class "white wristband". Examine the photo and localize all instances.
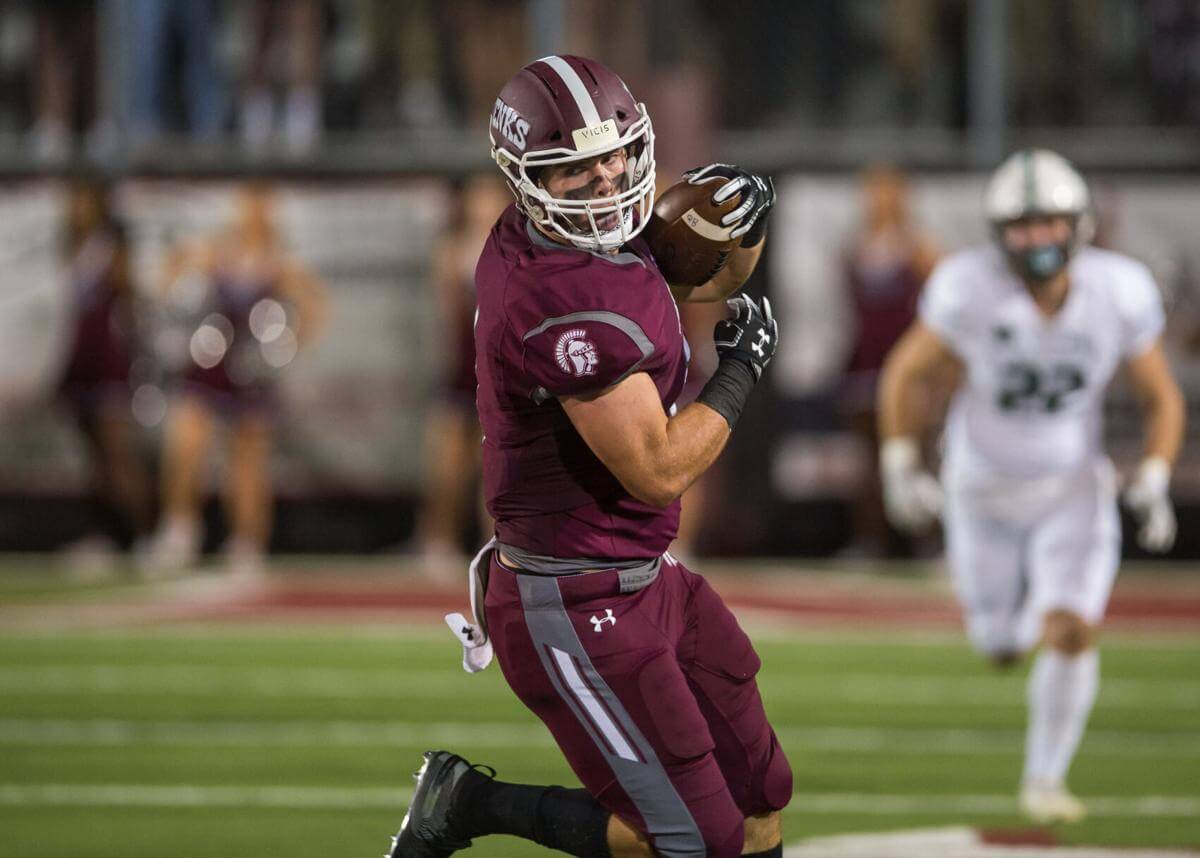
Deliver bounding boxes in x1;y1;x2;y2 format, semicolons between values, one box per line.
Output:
881;436;921;475
1136;456;1171;495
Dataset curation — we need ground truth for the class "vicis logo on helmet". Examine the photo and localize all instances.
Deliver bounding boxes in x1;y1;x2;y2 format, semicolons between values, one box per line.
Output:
491;99;530;151
572;119;618;150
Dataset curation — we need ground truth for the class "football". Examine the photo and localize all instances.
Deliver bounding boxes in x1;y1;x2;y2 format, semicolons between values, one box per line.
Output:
644;176;741;286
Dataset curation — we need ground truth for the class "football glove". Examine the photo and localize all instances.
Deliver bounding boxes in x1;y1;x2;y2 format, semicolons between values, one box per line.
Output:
880;437;943;533
683;163;776;247
1122;456;1176;552
713;294;778;380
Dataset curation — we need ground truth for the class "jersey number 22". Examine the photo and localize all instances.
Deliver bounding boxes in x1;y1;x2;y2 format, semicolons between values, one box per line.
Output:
997;362;1086;413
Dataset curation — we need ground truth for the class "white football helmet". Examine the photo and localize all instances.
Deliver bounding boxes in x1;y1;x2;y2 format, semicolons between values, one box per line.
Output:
984;149;1095;280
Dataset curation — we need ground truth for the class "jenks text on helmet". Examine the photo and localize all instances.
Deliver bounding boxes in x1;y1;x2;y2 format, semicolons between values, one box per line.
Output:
491;99;530;152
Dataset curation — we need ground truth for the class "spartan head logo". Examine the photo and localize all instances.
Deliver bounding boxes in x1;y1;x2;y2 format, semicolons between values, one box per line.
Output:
555;329;599;377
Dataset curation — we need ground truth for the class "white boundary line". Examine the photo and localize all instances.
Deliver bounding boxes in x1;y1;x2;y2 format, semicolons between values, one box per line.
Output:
1;665;1197;709
0;784;1197;818
783;826;1200;857
1;719;1197;759
1;625;1197;649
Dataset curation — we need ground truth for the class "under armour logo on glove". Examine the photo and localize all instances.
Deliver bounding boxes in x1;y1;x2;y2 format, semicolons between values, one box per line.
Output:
590;609;616;632
752;327;771;357
713;294;779;380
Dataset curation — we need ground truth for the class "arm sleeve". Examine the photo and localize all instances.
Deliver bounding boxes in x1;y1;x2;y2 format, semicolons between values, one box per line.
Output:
1117;262;1166;358
917;258;974;356
520;311;655;401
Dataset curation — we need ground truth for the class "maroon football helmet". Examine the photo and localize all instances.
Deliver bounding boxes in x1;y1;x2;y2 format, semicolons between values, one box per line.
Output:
489;55;656;252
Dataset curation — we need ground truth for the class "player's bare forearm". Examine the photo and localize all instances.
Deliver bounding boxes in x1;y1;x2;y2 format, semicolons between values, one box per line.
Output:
1126;341;1185;464
654;399;733;500
670;240;764;303
878;338;923;439
562;372;731;509
878;322;959;439
591;400;731;509
1143;395;1185;465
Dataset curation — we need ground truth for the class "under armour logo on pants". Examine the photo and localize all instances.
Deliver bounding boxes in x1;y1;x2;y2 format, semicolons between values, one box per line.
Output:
590;609;616;632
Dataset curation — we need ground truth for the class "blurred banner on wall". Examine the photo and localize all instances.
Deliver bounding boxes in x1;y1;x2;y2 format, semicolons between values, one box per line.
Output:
0;179;449;497
3;171;1199;556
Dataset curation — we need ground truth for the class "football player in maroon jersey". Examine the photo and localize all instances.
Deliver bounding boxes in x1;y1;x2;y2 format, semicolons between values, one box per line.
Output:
390;56;787;858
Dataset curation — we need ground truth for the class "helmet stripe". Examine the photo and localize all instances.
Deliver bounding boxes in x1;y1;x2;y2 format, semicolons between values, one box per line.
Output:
538;55;603;128
1022;149;1037;212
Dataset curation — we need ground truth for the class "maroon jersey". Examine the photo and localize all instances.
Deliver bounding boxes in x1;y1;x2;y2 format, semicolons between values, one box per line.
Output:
443;272;478;406
60;233;134;406
475;205;689;559
186;266;278;398
844;242;923;374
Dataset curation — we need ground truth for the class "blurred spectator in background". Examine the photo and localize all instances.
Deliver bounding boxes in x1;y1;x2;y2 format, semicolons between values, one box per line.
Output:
240;0;326;154
885;0;968;127
56;178;153;572
411;174;507;577
26;0;96;163
127;0;226;149
363;0;452;130
699;0;850;128
150;185;327;576
1144;0;1200;126
447;0;526;128
840;164;939;557
1011;0;1100;125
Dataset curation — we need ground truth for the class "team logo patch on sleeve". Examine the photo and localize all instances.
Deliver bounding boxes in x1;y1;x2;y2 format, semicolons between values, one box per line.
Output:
554;329;599;377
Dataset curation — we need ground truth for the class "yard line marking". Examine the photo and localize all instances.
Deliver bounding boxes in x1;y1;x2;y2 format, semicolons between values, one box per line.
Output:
783;826;1200;857
0;784;408;809
789;675;1200;708
0;784;1197;817
0;720;1196;759
790;793;1200;818
1;666;1197;709
777;727;1200;758
2;625;1196;650
0;718;546;748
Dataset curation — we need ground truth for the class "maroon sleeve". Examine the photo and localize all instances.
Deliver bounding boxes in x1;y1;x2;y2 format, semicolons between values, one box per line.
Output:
520;312;655;401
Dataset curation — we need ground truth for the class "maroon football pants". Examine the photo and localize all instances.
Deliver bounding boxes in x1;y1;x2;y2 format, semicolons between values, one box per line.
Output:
485;553;793;857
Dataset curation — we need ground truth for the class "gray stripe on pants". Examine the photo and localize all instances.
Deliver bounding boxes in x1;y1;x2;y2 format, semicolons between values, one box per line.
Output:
518;574;706;856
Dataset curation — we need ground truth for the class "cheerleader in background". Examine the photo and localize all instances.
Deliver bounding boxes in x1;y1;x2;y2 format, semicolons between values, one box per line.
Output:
150;184;327;577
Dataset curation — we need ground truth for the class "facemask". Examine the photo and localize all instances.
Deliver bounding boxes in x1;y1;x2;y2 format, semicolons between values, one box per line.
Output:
1010;242;1069;282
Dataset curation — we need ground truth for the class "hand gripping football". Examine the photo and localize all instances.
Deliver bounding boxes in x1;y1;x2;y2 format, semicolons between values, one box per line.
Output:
644;176;741;286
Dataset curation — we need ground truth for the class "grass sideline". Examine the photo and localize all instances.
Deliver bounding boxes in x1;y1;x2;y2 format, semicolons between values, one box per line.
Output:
0;559;1198;856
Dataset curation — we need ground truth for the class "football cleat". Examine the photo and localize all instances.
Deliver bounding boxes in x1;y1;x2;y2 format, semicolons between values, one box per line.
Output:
1019;778;1087;823
387;750;494;857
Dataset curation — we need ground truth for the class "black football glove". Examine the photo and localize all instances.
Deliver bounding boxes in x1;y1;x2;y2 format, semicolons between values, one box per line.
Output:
713;294;778;380
683;163;776;247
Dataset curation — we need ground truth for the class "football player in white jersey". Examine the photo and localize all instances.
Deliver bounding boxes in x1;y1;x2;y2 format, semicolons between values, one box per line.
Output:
877;149;1185;823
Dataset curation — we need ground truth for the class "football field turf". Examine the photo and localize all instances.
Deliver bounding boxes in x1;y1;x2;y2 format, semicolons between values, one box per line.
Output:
0;563;1197;856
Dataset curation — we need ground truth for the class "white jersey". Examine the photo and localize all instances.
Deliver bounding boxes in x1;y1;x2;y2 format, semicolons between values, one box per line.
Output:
920;244;1164;486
